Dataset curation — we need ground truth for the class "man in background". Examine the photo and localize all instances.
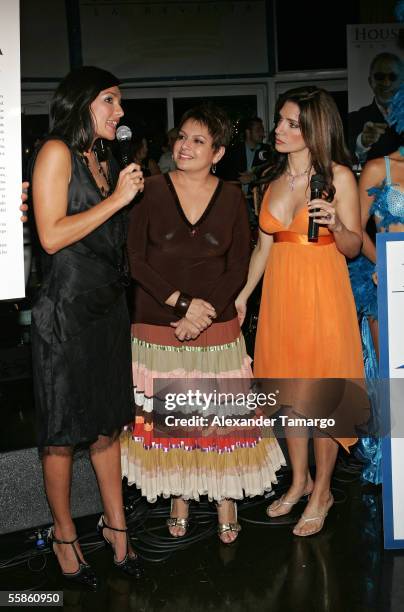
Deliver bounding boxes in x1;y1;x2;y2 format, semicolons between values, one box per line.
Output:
348;52;403;165
218;116;271;225
158;127;178;173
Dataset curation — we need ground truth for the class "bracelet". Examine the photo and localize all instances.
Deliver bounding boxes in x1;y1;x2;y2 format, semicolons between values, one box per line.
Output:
174;292;192;317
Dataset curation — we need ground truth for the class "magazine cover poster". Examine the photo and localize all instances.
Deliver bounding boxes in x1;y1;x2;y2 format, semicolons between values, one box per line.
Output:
347;23;404;167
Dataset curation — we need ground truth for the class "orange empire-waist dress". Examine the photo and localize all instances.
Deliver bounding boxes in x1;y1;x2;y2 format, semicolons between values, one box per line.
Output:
254;189;366;450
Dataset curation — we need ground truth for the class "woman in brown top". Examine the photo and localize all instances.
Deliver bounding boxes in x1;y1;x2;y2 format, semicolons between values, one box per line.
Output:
121;105;285;543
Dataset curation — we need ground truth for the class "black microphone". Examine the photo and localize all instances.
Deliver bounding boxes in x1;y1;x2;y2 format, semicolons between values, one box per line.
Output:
116;125;132;168
308;174;326;242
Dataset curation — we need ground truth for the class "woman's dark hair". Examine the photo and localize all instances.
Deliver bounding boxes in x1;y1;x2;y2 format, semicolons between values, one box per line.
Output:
50;66;120;152
178;104;232;149
131;135;148;159
261;86;352;202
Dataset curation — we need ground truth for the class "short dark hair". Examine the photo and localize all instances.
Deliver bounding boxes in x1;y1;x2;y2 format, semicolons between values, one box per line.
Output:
50;66;120;152
178;104;232;149
369;52;402;75
244;116;263;133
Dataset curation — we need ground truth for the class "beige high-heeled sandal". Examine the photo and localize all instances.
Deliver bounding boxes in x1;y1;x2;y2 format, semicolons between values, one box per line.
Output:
292;495;334;537
266;491;311;518
292;512;328;536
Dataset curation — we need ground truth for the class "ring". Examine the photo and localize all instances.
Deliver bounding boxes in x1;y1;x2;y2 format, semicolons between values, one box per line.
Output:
326;213;332;221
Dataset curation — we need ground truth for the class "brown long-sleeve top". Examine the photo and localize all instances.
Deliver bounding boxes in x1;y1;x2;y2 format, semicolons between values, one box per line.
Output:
127;173;251;326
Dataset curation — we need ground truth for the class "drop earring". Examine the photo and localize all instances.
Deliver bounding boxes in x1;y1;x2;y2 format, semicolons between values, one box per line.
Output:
211;163;217;174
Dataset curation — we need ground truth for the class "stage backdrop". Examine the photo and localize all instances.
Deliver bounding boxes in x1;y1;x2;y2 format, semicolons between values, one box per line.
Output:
0;0;25;300
378;233;404;549
79;0;269;79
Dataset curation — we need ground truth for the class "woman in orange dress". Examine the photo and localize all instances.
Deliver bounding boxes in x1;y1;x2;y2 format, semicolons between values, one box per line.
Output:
236;86;365;536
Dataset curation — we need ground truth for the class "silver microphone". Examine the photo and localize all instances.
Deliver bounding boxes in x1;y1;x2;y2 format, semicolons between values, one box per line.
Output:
116;125;132;168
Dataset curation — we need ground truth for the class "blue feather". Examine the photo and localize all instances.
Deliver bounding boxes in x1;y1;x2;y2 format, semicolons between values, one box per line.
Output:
348;255;377;319
388;84;404;134
394;0;404;22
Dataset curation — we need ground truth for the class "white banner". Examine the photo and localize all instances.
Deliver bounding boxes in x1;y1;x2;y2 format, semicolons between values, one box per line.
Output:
378;233;404;548
385;240;404;543
0;0;25;300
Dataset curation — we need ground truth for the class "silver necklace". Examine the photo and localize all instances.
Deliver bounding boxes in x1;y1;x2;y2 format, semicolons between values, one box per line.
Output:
285;165;311;191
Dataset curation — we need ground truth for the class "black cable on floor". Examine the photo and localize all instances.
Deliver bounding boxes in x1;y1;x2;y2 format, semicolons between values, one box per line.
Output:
0;474;352;571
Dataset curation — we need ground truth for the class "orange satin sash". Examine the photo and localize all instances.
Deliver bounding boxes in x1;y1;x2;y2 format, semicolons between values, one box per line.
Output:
273;231;335;246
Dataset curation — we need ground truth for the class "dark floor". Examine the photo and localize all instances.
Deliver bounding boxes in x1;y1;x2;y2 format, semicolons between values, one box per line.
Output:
1;471;401;612
1;306;404;612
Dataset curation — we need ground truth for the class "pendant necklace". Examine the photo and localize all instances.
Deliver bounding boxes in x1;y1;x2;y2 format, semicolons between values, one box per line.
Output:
83;149;111;197
285;165;311;191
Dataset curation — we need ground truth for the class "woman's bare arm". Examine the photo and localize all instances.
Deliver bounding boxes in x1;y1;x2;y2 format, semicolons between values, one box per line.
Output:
33;140;143;254
235;229;273;325
358;158;385;264
308;165;362;259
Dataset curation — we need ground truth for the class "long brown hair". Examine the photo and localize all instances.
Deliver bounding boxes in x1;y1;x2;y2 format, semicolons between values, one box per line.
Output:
259;86;351;203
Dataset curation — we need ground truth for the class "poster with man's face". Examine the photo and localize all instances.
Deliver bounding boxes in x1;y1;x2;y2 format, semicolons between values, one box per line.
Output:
347;24;404;167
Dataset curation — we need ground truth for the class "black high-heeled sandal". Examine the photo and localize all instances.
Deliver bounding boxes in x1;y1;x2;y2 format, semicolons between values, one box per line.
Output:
97;515;142;577
47;528;98;589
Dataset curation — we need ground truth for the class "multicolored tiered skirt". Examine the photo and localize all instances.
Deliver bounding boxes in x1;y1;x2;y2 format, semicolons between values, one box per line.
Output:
121;317;285;502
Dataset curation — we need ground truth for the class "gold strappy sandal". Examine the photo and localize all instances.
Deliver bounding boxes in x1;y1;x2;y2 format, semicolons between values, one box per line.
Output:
216;499;241;544
166;497;190;537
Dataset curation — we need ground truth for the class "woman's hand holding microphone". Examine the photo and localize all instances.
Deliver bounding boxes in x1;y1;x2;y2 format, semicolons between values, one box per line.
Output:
308;200;343;233
111;163;144;208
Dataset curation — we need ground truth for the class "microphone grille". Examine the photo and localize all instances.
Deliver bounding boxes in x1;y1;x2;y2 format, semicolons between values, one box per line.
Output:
116;125;132;142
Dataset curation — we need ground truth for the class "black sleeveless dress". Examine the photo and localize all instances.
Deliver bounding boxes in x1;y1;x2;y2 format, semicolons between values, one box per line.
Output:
31;141;134;449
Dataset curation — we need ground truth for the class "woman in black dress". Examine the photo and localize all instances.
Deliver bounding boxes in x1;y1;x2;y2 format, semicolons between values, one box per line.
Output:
31;67;143;586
